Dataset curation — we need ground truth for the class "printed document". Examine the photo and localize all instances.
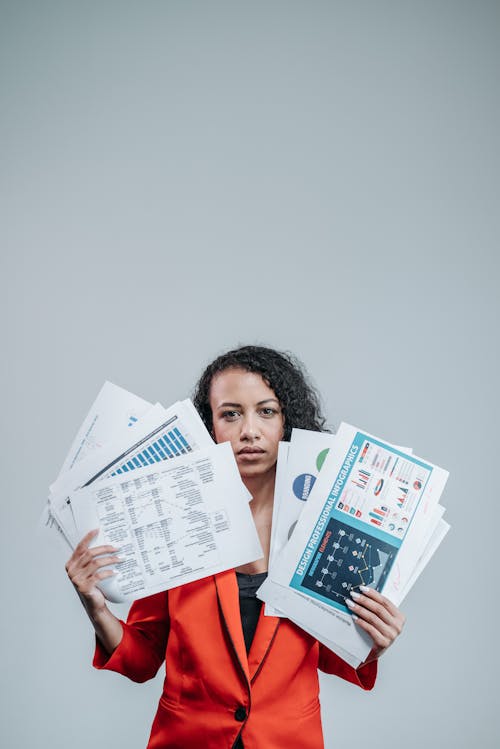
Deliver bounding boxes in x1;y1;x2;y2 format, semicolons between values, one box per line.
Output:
259;423;449;663
49;398;212;547
56;381;153;480
70;442;262;602
42;382;154;544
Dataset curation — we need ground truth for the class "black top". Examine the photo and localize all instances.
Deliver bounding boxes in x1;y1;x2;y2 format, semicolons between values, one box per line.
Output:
236;571;267;653
233;571;267;749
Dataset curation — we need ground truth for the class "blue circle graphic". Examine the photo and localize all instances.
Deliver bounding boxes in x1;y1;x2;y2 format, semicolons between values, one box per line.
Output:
292;473;316;501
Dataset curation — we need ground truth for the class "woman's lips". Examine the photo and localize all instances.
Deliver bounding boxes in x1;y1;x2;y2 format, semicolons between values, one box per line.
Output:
238;447;265;456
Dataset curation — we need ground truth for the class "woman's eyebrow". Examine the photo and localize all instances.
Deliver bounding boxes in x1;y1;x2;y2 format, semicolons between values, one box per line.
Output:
216;398;280;408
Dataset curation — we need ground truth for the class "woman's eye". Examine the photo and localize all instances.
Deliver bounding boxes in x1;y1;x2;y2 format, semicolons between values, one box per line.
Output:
260;408;278;417
221;410;240;420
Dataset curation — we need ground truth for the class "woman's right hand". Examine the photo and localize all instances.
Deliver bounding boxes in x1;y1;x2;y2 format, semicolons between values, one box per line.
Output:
65;529;121;616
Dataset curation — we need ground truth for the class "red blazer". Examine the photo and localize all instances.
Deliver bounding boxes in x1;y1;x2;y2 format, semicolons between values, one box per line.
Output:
94;570;377;749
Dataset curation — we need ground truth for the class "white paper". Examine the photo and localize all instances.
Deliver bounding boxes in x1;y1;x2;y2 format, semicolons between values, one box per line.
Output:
268;441;290;565
396;518;450;604
384;503;444;604
70;442;262;602
50;399;213;547
37;503;73;552
56;381;153;480
265;429;412;619
42;382;154;547
270;430;336;571
260;423;449;662
265;433;334;617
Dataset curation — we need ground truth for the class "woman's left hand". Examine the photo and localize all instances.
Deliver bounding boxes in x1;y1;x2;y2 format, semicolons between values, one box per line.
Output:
345;586;406;664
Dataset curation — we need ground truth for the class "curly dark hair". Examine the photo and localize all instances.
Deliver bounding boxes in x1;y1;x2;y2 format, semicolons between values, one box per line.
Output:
192;345;328;441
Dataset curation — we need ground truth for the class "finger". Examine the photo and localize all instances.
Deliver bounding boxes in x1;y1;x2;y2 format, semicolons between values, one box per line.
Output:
348;591;395;628
96;569;116;581
85;555;123;575
352;616;393;651
346;595;404;651
73;529;100;556
66;549;121;582
345;597;394;633
346;603;404;648
87;544;121;558
71;560;119;591
350;588;405;631
358;586;402;619
67;530;100;569
77;546;121;569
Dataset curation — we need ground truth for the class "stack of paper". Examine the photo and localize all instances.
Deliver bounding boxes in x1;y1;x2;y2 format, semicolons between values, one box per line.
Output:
258;425;450;668
45;382;262;602
47;384;450;655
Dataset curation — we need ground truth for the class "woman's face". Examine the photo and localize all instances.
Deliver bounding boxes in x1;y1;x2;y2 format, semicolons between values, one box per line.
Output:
209;368;285;479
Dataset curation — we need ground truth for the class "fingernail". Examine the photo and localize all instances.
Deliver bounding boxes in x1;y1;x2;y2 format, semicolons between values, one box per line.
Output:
351;614;358;620
345;598;356;609
359;585;371;593
350;590;361;600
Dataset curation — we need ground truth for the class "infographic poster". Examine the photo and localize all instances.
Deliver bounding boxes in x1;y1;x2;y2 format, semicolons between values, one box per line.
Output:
289;427;434;614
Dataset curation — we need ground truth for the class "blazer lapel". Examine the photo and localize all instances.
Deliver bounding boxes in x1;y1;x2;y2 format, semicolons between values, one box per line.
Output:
214;570;281;684
214;570;250;683
248;605;280;682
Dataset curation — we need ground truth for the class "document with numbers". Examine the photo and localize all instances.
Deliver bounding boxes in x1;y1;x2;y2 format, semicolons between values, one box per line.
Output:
70;441;262;602
49;398;212;548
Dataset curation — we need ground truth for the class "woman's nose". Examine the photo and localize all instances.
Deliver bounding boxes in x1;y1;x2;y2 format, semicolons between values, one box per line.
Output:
240;414;260;440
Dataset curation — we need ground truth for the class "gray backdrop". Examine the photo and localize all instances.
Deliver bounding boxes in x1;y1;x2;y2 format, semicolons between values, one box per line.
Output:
1;1;498;747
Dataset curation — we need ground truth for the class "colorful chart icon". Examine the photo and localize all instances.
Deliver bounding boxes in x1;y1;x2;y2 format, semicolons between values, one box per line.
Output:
413;479;423;490
292;473;316;501
316;448;330;471
374;478;384;496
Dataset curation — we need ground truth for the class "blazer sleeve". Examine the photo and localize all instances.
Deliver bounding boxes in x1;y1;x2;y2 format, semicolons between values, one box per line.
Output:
318;644;377;690
93;591;170;683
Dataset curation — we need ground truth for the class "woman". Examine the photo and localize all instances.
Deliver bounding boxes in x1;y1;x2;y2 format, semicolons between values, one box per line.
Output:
66;345;405;749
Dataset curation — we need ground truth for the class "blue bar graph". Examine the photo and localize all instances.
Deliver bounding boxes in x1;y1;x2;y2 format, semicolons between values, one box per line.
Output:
153;440;167;459
163;433;180;456
147;447;161;463
158;437;174;457
174;427;192;452
109;423;197;477
169;430;186;454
